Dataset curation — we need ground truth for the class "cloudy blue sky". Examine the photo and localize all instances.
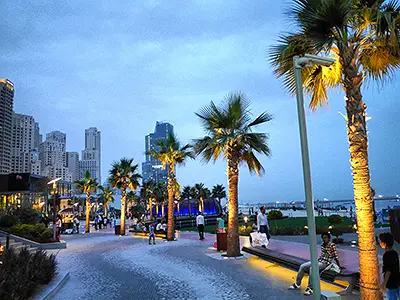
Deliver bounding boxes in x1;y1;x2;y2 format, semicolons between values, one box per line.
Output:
1;0;399;204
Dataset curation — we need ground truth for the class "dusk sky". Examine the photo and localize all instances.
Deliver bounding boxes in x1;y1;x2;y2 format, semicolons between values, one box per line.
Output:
1;1;399;204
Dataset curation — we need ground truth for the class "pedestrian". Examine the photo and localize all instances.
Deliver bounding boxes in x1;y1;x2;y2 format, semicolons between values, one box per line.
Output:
289;232;345;296
99;215;103;230
379;232;400;299
257;206;270;242
56;215;62;241
216;215;225;233
74;216;80;234
94;215;99;230
41;212;49;228
103;216;107;229
196;212;205;240
149;222;155;245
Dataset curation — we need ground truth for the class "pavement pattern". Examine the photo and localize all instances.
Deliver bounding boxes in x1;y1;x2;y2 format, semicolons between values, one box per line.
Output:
53;230;325;300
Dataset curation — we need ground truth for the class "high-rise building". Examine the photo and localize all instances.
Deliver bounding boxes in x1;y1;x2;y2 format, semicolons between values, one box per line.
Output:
66;151;79;182
33;122;42;150
142;121;174;183
11;113;36;173
39;131;72;182
80;127;101;182
0;79;14;174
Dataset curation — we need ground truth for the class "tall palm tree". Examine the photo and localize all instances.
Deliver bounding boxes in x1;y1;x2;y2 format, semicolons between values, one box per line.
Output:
194;92;272;257
108;158;141;236
98;186;114;217
269;1;400;298
147;133;194;241
126;191;138;217
212;184;226;208
74;171;98;233
193;183;210;213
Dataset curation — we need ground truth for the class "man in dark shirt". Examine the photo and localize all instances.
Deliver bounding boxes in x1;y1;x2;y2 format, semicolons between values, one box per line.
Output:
379;232;400;299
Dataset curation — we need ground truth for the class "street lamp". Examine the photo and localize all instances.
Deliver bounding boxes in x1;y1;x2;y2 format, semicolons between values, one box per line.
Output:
294;54;335;299
48;178;62;241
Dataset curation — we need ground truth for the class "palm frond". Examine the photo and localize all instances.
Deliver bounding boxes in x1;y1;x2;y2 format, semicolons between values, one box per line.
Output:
241;151;265;176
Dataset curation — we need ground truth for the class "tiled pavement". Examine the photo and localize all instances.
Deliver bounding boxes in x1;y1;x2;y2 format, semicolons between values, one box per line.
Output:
52;231;349;300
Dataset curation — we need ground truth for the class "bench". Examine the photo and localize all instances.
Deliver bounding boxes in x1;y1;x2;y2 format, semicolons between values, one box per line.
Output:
242;246;360;295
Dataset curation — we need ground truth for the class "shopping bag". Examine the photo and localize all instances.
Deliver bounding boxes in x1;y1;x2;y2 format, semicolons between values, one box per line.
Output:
259;233;269;248
250;232;261;247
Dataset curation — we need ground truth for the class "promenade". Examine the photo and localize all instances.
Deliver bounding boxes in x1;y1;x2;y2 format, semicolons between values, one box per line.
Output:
51;229;358;300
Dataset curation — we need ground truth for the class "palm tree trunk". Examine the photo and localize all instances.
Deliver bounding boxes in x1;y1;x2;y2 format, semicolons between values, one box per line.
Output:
341;47;381;300
162;202;165;217
85;192;91;233
120;188;127;235
226;156;240;257
149;199;153;218
104;203;108;217
167;164;175;241
177;202;180;216
156;204;159;216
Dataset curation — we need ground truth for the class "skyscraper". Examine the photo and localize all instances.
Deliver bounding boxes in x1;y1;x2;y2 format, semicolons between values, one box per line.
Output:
80;127;101;182
0;79;14;174
66;152;79;182
39;131;72;181
11;113;36;173
142;121;174;183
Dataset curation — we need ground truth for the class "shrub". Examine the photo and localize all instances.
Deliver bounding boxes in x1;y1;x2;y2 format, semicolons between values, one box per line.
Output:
328;214;343;225
0;214;19;228
330;227;343;239
0;248;56;300
239;225;254;236
10;207;41;225
9;223;53;243
268;210;283;220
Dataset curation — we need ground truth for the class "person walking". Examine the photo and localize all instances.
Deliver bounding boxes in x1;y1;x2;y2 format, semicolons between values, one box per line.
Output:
149;222;156;245
73;216;80;234
196;212;205;240
103;216;108;229
257;206;270;241
56;215;62;241
289;232;345;296
379;232;400;299
216;215;225;233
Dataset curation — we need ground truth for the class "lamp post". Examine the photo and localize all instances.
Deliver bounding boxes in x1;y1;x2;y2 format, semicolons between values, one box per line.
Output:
48;178;62;241
293;54;335;299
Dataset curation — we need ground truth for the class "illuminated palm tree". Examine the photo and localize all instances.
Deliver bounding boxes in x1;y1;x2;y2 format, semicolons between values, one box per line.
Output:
147;133;194;241
269;1;400;297
194;92;272;257
212;184;226;208
193;183;210;213
108;158;141;235
98;186;114;217
74;171;98;233
181;185;194;216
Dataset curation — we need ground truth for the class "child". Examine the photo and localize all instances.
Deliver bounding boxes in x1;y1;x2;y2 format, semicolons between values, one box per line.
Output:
149;222;155;245
379;232;400;299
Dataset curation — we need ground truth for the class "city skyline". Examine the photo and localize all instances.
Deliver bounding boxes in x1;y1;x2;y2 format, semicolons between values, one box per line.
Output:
1;1;399;203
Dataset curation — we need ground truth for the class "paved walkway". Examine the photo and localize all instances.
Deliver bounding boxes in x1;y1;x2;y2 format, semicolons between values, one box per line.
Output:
51;231;346;300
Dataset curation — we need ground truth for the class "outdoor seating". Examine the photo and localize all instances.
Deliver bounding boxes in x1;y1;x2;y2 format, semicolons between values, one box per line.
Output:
242;246;360;294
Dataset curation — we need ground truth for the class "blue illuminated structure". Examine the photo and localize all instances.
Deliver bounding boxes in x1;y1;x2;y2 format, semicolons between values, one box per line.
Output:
152;198;222;217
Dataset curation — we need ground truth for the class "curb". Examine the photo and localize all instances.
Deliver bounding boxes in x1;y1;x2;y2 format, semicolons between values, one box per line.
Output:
33;271;69;300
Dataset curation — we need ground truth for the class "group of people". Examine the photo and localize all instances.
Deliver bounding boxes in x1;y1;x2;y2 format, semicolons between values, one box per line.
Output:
94;214;115;230
195;212;226;241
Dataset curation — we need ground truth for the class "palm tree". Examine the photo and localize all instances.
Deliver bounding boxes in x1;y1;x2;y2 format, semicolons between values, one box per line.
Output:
98;186;114;217
181;185;194;216
126;191;138;217
193;183;210;213
147;132;194;241
269;1;400;297
74;171;98;233
108;158;141;235
212;184;226;208
194;92;272;257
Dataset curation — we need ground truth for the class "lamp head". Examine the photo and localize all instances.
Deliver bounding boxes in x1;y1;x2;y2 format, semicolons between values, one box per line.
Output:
295;54;335;68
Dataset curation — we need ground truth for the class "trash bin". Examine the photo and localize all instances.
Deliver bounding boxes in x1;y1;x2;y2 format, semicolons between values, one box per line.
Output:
115;225;121;235
217;232;227;251
390;208;400;242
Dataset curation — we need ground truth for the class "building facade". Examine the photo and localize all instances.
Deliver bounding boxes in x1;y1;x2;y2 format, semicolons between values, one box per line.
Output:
39;131;72;182
80;127;101;182
142;121;174;183
11;113;36;174
66;151;79;182
0;79;14;175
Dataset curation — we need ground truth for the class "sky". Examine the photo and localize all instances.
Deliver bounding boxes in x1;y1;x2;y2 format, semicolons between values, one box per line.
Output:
1;0;399;204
